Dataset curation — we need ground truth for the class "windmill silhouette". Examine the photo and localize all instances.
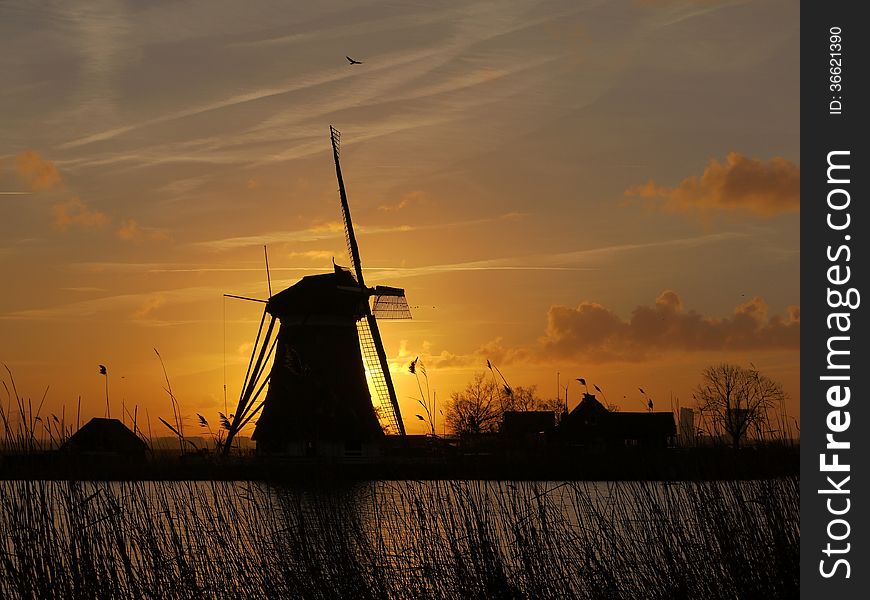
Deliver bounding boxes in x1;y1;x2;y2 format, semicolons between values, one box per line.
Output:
222;127;410;455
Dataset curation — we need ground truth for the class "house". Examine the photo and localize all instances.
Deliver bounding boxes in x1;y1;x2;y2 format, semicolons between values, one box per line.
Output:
559;393;675;449
501;411;555;437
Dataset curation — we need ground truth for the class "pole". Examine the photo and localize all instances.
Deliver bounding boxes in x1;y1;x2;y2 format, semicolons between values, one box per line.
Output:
557;371;560;404
104;375;110;419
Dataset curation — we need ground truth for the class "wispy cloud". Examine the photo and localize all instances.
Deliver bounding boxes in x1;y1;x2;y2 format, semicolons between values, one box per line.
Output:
117;219;169;242
367;231;745;279
56;43;448;153
69;230;741;279
191;213;522;252
1;286;221;322
379;190;425;212
54;1;581;174
131;294;166;319
286;250;336;261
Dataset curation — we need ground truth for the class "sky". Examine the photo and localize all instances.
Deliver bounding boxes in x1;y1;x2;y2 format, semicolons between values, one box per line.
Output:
0;0;799;437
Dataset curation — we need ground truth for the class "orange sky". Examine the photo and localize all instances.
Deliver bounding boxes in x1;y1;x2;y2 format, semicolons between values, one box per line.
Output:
0;0;799;437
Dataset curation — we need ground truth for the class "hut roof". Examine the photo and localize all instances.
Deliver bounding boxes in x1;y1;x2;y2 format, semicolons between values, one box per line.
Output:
62;418;148;455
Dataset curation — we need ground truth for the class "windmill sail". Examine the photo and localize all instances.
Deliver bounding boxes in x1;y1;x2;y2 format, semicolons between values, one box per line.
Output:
357;317;403;434
330;126;406;436
372;293;411;320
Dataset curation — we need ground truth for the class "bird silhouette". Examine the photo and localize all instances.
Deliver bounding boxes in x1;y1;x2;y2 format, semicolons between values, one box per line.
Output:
346;56;363;65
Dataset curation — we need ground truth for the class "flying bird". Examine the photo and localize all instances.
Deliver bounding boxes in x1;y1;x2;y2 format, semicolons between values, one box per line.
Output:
346;56;363;65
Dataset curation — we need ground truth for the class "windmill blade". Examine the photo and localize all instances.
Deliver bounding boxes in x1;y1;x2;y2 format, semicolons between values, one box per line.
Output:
330;125;406;436
223;312;277;455
330;126;365;285
357;314;405;435
372;294;412;320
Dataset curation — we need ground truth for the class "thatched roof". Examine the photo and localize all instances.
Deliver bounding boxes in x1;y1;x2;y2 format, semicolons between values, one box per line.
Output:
62;418;147;455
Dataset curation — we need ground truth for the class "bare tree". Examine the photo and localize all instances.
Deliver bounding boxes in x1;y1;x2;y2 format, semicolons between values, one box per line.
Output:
694;363;785;449
445;373;501;435
445;373;556;435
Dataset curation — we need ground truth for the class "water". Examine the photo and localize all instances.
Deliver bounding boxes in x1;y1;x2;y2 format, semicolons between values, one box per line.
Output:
0;478;799;599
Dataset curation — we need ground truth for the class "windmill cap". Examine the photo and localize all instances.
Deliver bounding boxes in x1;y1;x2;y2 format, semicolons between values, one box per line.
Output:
266;270;366;318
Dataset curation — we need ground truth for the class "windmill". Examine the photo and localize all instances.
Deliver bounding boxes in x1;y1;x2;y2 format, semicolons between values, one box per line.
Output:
222;126;410;455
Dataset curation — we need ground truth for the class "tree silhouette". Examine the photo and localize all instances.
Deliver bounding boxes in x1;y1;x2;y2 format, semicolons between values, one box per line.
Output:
445;372;556;435
445;373;501;435
694;363;785;449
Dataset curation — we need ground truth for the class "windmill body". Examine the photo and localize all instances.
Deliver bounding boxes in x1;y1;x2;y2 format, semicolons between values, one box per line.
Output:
251;266;384;455
224;127;409;456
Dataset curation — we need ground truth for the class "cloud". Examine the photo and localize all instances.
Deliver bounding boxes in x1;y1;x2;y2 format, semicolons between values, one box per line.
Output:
539;290;799;362
626;153;799;217
390;339;483;372
420;290;800;370
132;295;165;319
117;219;168;242
367;231;742;280
1;286;220;321
15;151;61;191
191;214;518;252
379;190;425;212
52;197;110;230
286;250;335;261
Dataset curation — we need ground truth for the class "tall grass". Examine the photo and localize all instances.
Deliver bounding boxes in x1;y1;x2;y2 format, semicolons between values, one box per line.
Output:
0;478;798;599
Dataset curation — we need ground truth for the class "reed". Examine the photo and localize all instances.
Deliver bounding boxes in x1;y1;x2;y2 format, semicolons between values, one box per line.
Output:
0;477;798;599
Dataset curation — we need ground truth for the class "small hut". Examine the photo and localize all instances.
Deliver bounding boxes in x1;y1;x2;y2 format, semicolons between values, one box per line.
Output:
62;418;148;458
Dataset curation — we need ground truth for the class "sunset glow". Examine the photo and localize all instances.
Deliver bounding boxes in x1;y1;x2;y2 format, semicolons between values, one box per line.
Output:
0;0;799;437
